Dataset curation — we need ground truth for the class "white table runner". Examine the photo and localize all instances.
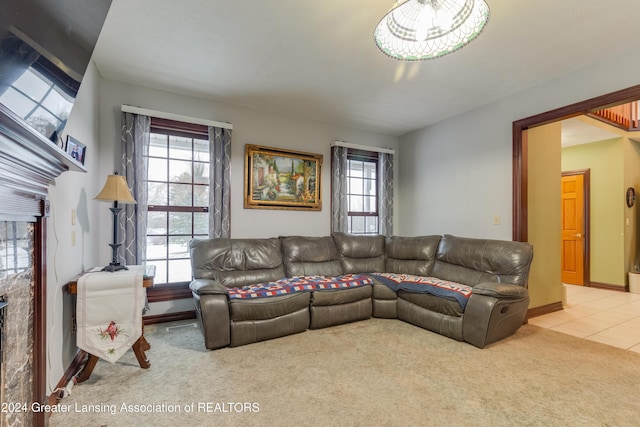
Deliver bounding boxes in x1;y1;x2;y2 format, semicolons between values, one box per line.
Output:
76;265;145;363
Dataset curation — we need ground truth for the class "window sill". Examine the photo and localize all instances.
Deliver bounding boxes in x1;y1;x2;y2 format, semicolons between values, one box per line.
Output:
147;282;191;302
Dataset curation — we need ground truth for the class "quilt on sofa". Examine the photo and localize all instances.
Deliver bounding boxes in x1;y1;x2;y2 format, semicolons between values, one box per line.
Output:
369;273;473;310
228;274;374;299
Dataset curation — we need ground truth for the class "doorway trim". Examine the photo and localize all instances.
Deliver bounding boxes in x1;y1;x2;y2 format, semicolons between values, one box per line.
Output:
561;169;591;286
513;84;640;242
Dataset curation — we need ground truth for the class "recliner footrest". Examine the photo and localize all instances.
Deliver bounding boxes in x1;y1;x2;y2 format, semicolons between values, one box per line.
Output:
310;298;372;329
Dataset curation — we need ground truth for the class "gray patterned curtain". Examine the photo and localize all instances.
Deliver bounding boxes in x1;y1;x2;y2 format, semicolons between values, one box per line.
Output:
378;152;394;236
208;126;232;238
120;112;150;265
331;145;348;233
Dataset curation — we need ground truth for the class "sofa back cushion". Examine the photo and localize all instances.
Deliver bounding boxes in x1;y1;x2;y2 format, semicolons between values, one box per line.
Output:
189;238;285;288
432;234;533;287
280;236;344;277
333;232;385;273
385;235;441;275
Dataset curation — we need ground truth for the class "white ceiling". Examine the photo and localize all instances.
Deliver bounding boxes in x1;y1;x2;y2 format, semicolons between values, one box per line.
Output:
30;0;111;51
561;118;621;147
91;0;640;136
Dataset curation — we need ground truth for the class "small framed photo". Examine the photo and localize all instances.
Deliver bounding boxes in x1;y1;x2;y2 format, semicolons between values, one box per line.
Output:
65;136;86;165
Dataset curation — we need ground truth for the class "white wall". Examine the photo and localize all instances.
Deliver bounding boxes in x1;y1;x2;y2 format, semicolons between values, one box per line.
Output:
98;79;400;245
48;41;640;394
398;104;512;238
398;47;640;239
46;61;102;393
45;73;399;391
97;79;400;317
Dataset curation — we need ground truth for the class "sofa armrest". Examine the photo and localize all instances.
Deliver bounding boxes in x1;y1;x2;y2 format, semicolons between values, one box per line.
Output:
190;279;231;350
190;279;228;296
473;282;528;299
463;287;529;348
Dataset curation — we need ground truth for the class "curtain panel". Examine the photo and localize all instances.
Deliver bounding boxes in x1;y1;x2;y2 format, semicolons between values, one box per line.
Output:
120;112;150;265
208;126;232;238
378;152;394;236
331;145;349;233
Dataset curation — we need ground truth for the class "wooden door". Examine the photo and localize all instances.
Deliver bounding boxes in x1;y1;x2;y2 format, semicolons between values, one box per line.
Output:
561;173;585;285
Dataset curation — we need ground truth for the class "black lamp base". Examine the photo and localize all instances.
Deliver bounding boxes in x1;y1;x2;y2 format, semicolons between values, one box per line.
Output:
104;202;126;273
102;263;128;272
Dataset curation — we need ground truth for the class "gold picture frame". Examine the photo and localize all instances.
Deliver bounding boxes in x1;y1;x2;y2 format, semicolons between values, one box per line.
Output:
244;144;322;211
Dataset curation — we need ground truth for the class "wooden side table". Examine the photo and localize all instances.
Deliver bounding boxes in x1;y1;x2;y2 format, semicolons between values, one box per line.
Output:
65;265;155;383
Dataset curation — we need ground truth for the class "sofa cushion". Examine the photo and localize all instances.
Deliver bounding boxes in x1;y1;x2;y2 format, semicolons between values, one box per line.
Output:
230;308;310;347
473;282;529;299
230;293;310;321
372;283;397;300
433;234;533;287
333;232;385;273
280;236;343;276
189;238;285;288
370;273;472;310
311;285;372;306
385;235;441;275
398;290;464;317
397;299;464;341
310;299;372;329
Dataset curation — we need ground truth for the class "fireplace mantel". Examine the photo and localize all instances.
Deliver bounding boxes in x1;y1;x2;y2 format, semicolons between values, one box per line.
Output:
0;103;86;220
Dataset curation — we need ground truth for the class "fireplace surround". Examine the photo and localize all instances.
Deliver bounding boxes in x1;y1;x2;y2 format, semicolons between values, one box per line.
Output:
0;2;111;425
0;104;74;426
0;222;34;427
0;296;7;410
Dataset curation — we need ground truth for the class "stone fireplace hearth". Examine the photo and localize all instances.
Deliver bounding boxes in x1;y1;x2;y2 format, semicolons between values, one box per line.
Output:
0;221;34;427
0;296;6;413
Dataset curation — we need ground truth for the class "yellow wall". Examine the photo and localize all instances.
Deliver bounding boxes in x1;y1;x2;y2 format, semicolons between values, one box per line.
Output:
559;115;640;288
527;122;562;308
472;115;637;307
562;138;625;286
624;137;640;276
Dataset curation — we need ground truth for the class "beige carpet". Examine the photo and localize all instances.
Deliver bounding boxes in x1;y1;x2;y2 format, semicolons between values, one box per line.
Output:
49;319;640;427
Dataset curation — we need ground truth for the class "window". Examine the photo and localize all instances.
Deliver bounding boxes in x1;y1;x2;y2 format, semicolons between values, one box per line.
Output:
347;149;379;235
331;144;393;236
145;119;209;285
0;57;76;141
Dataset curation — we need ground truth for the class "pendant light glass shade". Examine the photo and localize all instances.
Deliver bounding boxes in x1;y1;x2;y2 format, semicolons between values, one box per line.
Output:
374;0;490;61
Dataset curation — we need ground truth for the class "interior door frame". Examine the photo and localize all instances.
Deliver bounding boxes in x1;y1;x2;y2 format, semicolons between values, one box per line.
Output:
561;169;591;286
513;84;640;242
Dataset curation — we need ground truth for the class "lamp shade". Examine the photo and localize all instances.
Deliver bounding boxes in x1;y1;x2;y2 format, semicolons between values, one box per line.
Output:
374;0;490;61
95;174;136;204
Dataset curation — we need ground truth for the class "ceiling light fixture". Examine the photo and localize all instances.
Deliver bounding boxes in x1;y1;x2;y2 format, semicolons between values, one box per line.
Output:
374;0;490;61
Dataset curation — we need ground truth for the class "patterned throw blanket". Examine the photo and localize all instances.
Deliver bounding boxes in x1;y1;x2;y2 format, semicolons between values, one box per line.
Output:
228;274;374;299
368;273;473;310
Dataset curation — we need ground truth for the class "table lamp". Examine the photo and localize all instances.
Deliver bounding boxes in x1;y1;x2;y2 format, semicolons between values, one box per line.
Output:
95;173;136;272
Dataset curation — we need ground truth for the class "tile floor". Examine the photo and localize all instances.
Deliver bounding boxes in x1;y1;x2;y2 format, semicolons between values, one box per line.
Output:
528;284;640;353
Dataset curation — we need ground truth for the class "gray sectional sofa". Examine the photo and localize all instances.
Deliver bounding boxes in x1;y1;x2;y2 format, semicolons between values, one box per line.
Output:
188;233;533;350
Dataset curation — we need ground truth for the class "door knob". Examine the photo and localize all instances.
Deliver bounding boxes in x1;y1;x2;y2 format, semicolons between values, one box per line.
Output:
575;233;582;238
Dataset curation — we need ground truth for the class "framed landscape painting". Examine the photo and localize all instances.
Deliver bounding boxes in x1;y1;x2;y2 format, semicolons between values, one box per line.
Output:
244;144;322;211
